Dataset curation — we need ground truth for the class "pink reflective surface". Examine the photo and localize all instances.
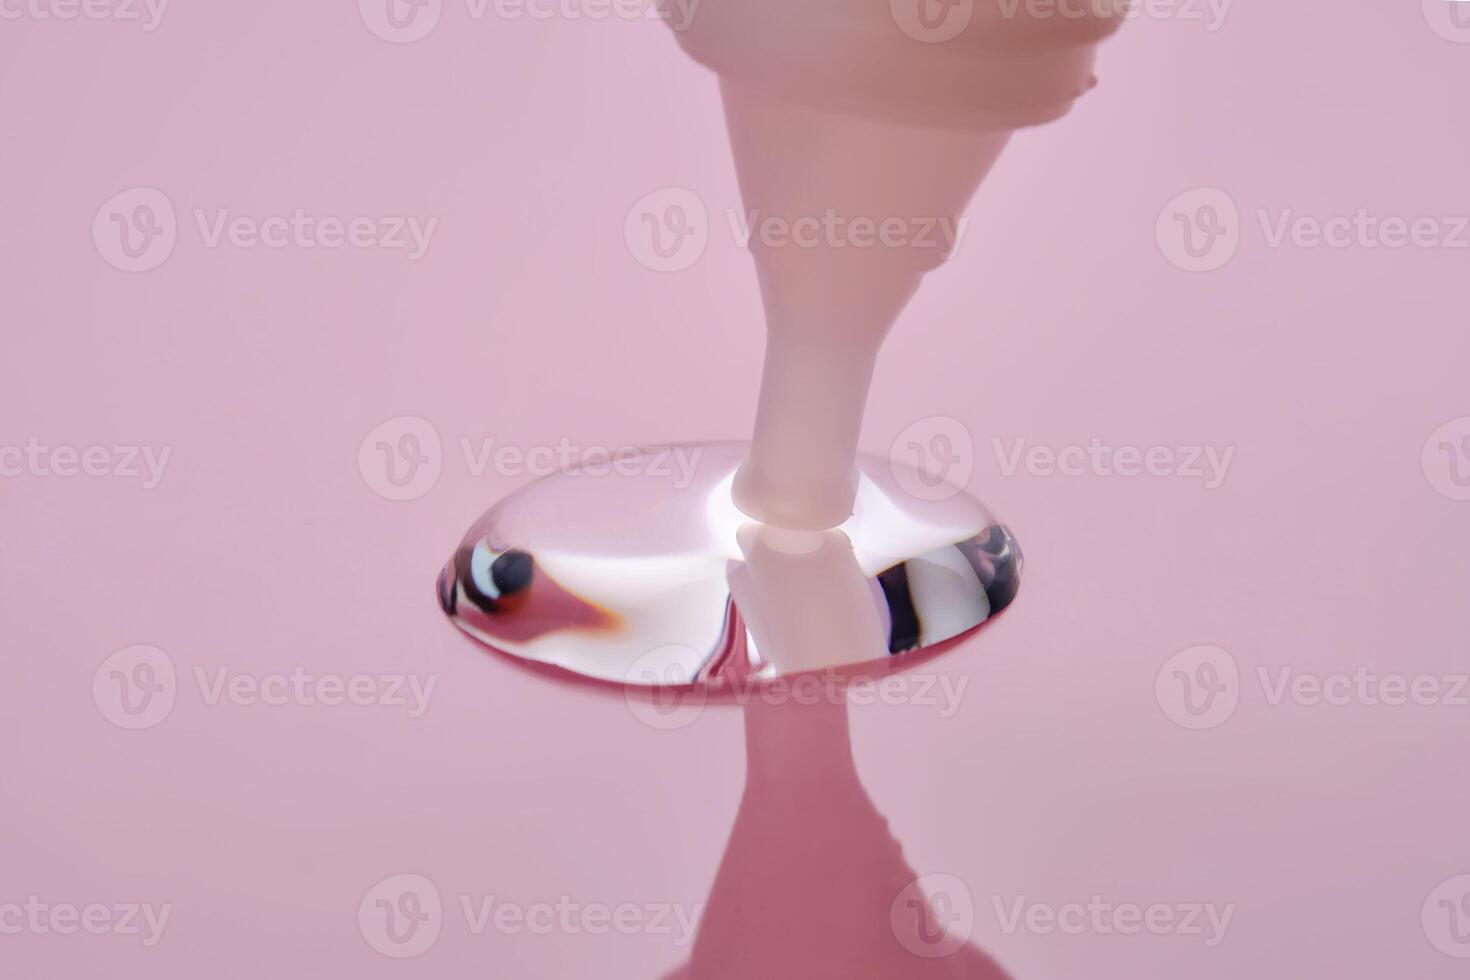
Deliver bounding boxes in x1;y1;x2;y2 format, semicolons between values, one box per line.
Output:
3;4;1469;979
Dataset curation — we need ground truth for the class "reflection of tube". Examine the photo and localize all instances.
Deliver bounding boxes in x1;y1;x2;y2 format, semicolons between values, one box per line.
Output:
663;559;1013;979
727;524;890;675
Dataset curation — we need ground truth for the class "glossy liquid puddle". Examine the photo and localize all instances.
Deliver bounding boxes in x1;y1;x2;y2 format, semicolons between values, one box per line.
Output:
440;444;1020;689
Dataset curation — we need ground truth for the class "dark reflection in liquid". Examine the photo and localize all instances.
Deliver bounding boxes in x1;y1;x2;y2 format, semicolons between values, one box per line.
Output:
661;693;1011;979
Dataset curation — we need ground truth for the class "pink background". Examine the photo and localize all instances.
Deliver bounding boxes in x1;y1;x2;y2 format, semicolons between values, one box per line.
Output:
3;1;1468;976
